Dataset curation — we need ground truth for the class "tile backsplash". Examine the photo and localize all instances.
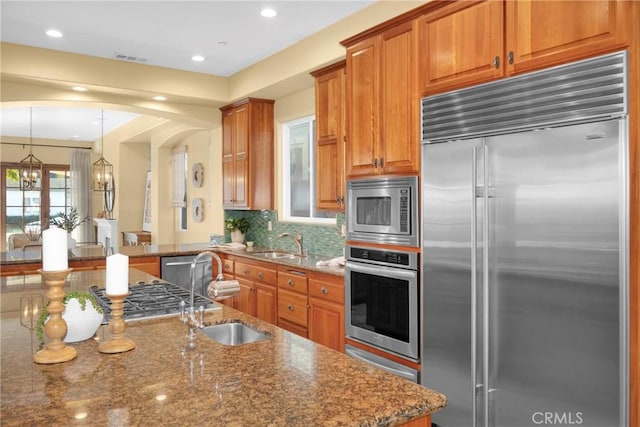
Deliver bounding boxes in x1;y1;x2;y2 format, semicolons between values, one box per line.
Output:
223;210;345;258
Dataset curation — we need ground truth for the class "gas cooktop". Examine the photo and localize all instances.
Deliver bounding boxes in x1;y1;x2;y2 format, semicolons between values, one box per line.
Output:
90;281;219;322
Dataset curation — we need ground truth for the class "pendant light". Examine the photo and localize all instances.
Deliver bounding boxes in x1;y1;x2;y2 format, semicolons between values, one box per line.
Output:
92;110;113;191
19;108;43;191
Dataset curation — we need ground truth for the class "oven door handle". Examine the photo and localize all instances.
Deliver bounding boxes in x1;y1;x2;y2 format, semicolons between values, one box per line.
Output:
345;261;417;280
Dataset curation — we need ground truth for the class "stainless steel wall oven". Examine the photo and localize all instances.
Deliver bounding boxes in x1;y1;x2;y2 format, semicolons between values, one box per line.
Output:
345;245;419;362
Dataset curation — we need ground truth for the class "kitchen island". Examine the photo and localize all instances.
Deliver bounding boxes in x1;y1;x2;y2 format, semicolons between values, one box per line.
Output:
0;269;445;426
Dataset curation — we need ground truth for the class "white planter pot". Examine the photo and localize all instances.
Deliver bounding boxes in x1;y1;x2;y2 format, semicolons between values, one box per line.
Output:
230;230;245;244
61;298;103;343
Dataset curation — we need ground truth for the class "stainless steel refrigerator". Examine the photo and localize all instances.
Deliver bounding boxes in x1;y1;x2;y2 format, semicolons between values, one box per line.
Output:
420;52;629;427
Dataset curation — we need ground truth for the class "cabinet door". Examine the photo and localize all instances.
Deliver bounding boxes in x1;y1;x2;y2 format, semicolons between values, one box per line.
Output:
315;65;345;211
278;288;308;327
232;105;249;208
222;110;234;206
506;0;631;75
309;298;344;353
346;37;379;178
254;283;277;324
236;277;254;315
419;0;504;95
379;21;420;175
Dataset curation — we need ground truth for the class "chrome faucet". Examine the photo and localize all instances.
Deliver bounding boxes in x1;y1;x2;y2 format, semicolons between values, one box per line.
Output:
274;230;304;256
180;251;224;350
181;251;240;351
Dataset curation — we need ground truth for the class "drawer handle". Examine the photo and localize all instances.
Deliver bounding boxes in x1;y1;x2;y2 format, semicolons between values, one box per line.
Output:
258;272;264;279
320;286;329;295
287;304;295;311
244;269;250;275
287;279;294;286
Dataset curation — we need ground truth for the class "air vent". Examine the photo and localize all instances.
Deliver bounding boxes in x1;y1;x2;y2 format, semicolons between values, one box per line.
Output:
113;53;148;63
421;51;627;143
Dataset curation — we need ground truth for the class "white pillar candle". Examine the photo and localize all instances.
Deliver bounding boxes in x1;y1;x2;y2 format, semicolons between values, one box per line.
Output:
106;253;129;295
42;227;68;271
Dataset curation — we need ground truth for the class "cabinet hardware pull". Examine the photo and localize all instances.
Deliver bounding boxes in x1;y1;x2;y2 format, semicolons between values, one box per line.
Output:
320;287;329;294
507;51;514;65
287;279;294;286
493;56;500;69
379;157;384;168
287;304;295;311
244;269;249;275
258;272;263;279
373;158;378;168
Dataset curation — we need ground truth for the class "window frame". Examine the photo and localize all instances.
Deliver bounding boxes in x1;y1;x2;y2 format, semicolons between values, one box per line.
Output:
280;115;336;225
1;162;71;251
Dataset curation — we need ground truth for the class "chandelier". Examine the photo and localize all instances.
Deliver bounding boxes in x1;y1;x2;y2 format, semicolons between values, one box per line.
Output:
92;110;113;191
19;108;43;191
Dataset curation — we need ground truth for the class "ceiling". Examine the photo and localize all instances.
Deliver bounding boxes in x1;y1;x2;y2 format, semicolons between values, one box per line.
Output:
0;0;375;142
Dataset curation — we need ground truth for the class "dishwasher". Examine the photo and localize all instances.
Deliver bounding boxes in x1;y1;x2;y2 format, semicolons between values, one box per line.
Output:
160;255;212;297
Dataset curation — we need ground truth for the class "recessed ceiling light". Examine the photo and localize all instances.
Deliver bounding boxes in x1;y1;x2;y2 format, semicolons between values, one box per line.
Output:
217;41;228;47
46;29;63;38
153;95;167;101
72;86;88;92
191;55;205;62
260;8;277;18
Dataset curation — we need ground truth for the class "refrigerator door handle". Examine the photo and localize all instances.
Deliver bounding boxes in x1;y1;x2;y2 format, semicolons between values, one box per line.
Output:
482;144;490;427
471;145;479;427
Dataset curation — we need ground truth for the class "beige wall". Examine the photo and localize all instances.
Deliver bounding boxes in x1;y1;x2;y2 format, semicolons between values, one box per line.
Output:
1;0;428;246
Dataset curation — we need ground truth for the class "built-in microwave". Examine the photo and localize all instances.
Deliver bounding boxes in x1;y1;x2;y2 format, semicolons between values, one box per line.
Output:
346;176;419;247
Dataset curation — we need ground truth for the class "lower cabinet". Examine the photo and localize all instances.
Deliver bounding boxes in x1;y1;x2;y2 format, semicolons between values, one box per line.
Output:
220;254;345;353
234;260;278;324
308;276;345;353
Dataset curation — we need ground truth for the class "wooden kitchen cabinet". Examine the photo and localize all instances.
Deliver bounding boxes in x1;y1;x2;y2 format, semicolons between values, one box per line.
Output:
308;274;345;353
277;268;309;337
311;60;346;211
233;259;278;324
418;0;504;95
343;20;420;178
220;98;275;210
419;0;632;95
504;0;631;75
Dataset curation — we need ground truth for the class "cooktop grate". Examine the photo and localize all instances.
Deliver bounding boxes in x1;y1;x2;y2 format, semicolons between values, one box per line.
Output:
90;281;216;322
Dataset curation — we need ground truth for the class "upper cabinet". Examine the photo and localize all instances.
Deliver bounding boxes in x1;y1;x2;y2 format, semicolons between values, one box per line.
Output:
419;0;632;95
220;98;275;210
311;60;346;211
419;0;504;95
343;20;420;178
505;0;631;75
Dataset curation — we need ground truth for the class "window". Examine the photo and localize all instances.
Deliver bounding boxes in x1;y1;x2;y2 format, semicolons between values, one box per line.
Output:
1;163;71;251
281;116;336;223
171;147;188;231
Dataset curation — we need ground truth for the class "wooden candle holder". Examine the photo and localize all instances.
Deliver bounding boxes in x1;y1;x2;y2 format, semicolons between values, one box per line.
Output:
34;269;77;364
98;293;135;354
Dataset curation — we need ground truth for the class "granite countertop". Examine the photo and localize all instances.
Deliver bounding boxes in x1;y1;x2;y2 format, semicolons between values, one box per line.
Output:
1;242;345;276
0;269;445;426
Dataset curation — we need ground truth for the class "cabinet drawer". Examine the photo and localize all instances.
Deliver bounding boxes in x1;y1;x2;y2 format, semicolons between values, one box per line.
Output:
222;259;234;275
278;289;308;327
309;279;344;304
278;271;308;294
235;262;277;283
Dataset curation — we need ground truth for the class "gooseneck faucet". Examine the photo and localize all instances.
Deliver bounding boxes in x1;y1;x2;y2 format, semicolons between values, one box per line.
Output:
181;251;228;351
274;230;304;256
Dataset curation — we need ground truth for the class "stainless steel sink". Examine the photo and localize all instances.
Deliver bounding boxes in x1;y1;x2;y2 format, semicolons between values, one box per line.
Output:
200;321;270;346
252;251;301;260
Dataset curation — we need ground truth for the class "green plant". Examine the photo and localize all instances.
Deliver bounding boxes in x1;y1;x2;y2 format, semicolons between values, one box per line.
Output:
49;208;91;233
225;217;250;234
36;290;103;345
